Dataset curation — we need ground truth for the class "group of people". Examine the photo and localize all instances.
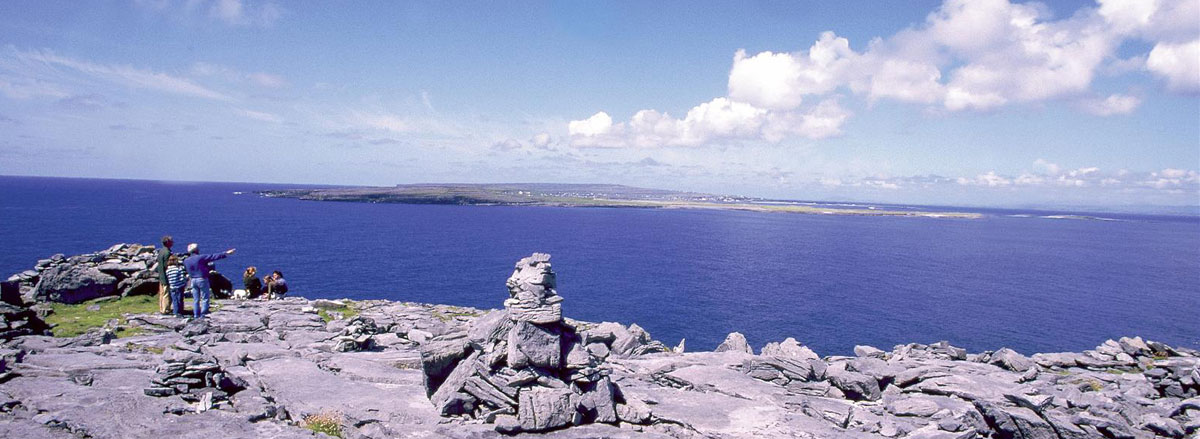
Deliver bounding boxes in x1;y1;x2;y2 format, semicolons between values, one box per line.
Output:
153;235;288;319
240;266;288;300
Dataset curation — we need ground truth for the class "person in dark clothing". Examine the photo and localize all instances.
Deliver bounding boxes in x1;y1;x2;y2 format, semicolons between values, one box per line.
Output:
265;271;288;299
154;236;174;315
183;243;235;318
243;266;263;299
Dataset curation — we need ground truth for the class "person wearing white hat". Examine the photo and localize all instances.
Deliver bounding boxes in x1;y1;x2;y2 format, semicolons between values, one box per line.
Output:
182;243;235;319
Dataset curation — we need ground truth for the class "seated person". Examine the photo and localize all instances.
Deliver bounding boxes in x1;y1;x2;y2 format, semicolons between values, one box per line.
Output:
243;266;263;299
265;271;288;299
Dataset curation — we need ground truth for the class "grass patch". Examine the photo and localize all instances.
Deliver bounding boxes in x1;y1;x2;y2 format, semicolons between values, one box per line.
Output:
45;295;159;338
433;310;481;322
316;302;359;323
302;411;343;438
122;341;165;354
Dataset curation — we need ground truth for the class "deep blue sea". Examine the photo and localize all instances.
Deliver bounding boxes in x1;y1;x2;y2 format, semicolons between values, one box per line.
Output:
2;176;1198;356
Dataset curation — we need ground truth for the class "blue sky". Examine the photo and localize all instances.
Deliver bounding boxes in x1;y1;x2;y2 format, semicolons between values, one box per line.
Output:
0;0;1197;208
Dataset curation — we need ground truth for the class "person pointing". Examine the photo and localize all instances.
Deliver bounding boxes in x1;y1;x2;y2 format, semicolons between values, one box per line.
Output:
183;244;235;319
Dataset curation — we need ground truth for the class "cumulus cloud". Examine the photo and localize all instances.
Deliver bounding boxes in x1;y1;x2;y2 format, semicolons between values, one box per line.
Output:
571;0;1200;148
531;133;553;149
1079;93;1142;116
1146;39;1200;92
728;32;858;110
817;161;1197;198
957;171;1012;187
569;97;850;148
952;160;1200;192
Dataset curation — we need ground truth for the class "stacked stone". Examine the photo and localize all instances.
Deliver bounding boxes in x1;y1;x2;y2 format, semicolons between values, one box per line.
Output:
5;243;160;305
333;316;378;352
420;253;655;434
144;340;247;405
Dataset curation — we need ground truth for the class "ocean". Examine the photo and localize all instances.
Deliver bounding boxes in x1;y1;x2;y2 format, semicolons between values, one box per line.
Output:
2;175;1197;356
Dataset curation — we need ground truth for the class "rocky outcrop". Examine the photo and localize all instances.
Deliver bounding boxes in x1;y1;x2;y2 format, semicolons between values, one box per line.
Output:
420;253;656;434
9;244;160;304
1;247;1198;438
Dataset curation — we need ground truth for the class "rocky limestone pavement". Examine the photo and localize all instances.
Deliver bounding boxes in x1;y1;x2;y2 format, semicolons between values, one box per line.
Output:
1;246;1199;438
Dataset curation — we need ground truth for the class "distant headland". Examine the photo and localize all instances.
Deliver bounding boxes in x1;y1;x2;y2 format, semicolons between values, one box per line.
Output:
259;183;985;219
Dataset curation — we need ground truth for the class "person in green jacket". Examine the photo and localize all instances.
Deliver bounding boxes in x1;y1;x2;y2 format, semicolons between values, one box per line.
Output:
154;235;174;314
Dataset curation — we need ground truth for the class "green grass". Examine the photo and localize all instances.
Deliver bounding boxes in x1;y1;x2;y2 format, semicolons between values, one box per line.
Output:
45;295;159;338
303;411;343;438
123;341;165;354
315;302;359;323
433;310;482;322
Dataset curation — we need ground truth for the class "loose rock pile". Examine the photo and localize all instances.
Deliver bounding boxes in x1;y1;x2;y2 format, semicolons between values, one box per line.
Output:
420;253;656;434
144;340;248;409
734;334;1200;438
7;243;160;304
332;316;378;352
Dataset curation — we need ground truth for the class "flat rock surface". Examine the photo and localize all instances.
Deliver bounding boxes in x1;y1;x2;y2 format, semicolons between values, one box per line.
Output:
1;297;1197;439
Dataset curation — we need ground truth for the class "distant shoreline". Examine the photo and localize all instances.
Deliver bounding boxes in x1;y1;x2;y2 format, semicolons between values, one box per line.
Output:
258;183;986;219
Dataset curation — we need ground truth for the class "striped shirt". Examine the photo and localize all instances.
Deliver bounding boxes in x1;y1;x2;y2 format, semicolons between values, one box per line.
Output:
165;265;188;290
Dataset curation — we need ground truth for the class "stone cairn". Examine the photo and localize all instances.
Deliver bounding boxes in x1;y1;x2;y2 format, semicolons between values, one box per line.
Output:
333;316;378;352
144;340;247;411
420;253;655;434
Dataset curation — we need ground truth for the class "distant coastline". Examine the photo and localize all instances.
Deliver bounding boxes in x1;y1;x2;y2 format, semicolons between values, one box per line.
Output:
259;183;986;219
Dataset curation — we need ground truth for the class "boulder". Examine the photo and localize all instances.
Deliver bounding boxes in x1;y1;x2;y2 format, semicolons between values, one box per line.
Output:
714;331;752;354
854;345;886;359
33;264;118;303
761;337;820;361
989;347;1034;372
827;366;882;401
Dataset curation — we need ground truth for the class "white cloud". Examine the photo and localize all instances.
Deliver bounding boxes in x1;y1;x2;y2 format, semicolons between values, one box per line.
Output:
957;171;1012;187
727;32;858;110
1146;39;1200;92
2;48;231;101
568;112;615;137
1098;0;1199;42
568;0;1194;148
531;133;553;149
1033;158;1061;175
569;97;849;148
1079;93;1142;116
